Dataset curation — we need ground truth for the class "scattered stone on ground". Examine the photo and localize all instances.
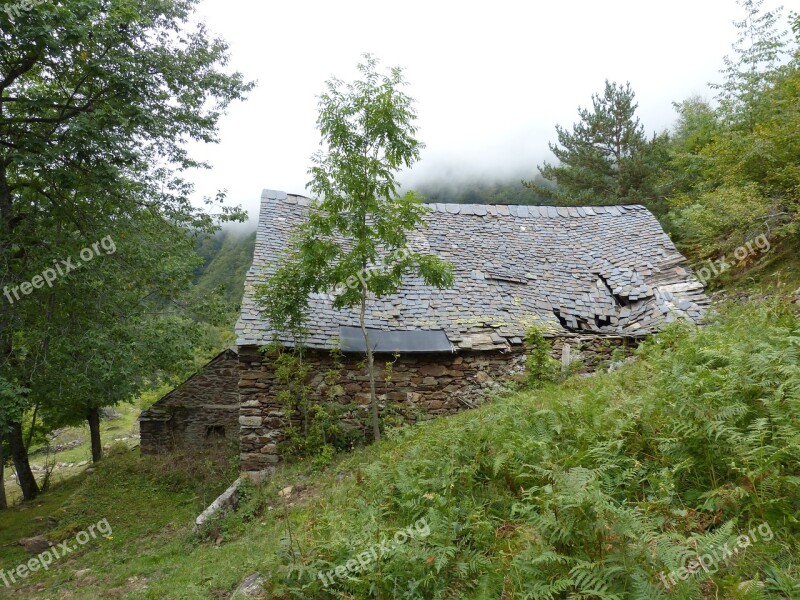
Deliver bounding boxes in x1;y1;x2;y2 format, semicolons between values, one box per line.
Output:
32;516;59;528
30;438;84;457
193;478;242;533
100;408;122;420
19;536;54;554
232;573;265;598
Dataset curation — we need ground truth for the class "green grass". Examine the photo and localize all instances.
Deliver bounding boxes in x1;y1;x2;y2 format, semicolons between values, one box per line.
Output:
3;403;141;507
0;444;236;598
1;299;799;598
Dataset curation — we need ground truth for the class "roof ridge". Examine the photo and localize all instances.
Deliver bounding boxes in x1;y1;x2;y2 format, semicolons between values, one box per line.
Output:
260;189;653;219
260;190;647;214
421;203;649;218
422;202;645;210
261;188;311;200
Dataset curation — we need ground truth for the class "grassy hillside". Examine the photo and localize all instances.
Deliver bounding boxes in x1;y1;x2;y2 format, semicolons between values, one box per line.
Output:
1;299;798;598
1;403;142;507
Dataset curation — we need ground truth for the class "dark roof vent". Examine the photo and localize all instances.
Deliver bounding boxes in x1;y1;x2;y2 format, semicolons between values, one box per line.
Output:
485;271;529;285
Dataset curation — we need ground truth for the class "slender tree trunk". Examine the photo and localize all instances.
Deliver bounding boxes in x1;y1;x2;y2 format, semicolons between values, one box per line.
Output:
0;429;7;509
8;421;38;501
87;406;102;463
1;158;24;506
360;290;380;443
25;403;38;449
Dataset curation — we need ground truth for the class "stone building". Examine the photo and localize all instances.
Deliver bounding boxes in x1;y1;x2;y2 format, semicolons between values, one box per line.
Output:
139;348;240;454
233;189;708;474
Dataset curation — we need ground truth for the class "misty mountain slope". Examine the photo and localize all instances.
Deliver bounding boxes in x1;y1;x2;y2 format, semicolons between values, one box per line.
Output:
416;178;553;205
193;229;256;306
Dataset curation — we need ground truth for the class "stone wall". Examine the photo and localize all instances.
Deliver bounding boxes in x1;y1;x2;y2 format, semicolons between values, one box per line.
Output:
238;334;639;473
140;348;240;454
239;346;526;472
552;334;640;372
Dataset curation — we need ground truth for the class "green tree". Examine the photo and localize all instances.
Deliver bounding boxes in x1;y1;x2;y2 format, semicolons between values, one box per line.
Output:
0;379;27;509
27;212;230;465
0;0;252;501
713;0;789;130
665;2;799;254
259;55;453;443
666;96;721;196
528;81;668;214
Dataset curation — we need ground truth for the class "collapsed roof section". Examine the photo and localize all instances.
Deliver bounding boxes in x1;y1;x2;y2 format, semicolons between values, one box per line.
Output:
236;189;708;352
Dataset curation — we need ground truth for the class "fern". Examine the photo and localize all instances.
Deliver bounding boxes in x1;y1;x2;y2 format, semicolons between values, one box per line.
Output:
247;300;800;598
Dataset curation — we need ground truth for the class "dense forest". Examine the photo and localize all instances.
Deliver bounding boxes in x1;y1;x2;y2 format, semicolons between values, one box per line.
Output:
193;229;256;311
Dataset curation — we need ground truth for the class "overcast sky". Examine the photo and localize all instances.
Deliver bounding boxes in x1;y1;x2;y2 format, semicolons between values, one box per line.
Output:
185;0;785;219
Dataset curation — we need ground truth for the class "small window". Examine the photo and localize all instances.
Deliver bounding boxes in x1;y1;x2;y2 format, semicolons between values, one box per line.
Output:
206;425;225;439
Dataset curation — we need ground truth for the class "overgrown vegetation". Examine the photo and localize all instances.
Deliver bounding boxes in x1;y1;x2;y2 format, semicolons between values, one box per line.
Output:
266;343;360;464
239;300;800;598
664;3;800;259
5;300;795;598
524;325;561;388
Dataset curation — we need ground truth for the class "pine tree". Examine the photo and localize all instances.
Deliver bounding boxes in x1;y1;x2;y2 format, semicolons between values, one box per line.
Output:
528;81;667;213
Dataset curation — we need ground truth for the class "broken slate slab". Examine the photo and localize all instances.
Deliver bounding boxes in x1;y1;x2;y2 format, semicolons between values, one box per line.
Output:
193;478;242;533
232;573;265;598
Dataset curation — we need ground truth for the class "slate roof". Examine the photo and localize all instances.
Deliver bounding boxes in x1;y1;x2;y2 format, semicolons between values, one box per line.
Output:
235;189;708;351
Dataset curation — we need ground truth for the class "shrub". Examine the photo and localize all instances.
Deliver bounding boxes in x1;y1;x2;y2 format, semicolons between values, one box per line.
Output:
525;325;561;388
